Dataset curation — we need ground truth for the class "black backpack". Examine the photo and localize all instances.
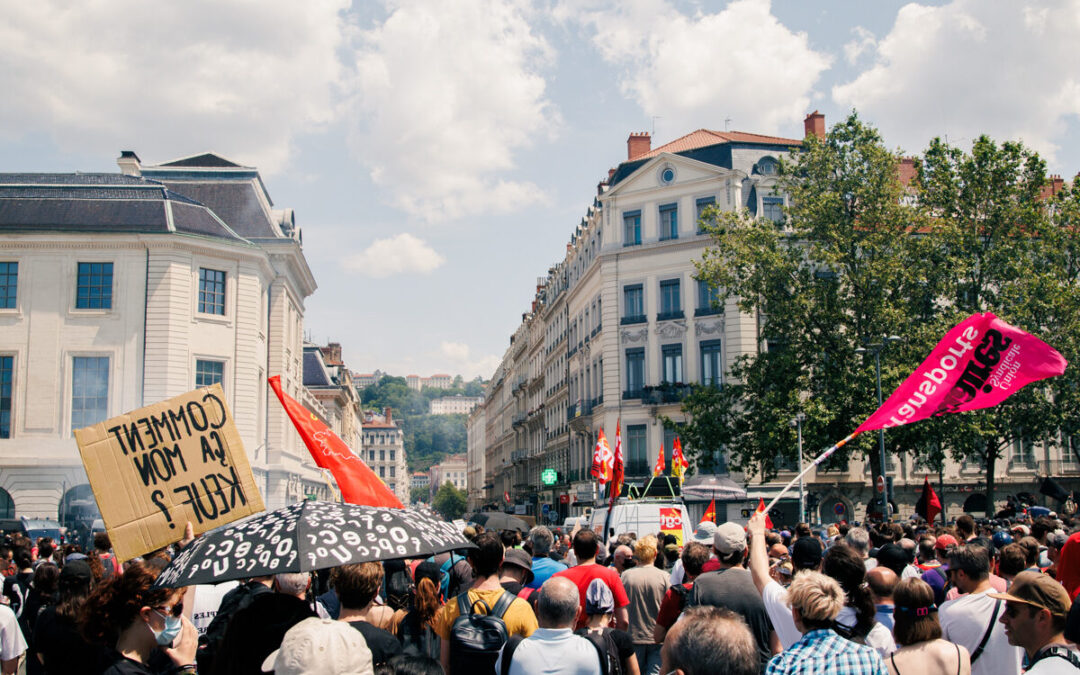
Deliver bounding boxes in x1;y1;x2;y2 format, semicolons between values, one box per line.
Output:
449;590;515;674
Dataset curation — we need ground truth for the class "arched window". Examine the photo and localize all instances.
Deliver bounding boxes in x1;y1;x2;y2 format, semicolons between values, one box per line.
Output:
59;484;100;533
0;488;14;519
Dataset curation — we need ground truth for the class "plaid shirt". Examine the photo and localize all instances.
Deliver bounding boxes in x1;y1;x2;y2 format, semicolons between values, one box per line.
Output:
766;629;888;675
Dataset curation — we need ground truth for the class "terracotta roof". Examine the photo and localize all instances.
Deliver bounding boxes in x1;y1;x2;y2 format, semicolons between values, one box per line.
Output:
637;129;802;160
363;420;398;429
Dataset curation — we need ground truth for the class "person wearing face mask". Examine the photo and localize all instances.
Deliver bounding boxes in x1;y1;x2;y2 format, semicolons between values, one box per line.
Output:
79;559;198;674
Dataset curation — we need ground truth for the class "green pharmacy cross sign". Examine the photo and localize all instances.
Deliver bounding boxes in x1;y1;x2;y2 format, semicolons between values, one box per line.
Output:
541;468;558;486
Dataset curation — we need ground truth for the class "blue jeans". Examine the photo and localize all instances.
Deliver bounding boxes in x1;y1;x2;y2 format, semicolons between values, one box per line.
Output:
633;643;663;675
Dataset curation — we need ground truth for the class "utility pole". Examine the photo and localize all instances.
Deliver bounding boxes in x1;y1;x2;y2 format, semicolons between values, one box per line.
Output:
856;336;903;520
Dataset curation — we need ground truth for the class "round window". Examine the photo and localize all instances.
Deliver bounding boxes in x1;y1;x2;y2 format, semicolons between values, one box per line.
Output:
659;166;676;185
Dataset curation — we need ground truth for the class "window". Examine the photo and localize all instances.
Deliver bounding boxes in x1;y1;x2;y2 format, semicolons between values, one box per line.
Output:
380;450;385;461
659;279;682;320
659;204;678;240
71;356;109;431
627;424;648;476
659;166;676;185
379;466;385;478
695;197;716;232
369;450;376;461
0;263;16;309
662;344;683;383
195;360;224;389
198;268;226;315
1012;436;1036;467
622;284;645;324
701;340;723;387
623;210;641;246
0;356;12;438
696;280;721;316
390;466;396;477
76;262;113;309
625;348;644;398
390;450;395;461
762;196;784;224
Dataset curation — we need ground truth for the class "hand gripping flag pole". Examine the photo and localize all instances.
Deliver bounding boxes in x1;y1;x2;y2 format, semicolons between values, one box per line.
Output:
764;313;1067;515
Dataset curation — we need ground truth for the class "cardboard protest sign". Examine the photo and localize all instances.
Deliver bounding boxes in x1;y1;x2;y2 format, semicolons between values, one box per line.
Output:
74;384;264;562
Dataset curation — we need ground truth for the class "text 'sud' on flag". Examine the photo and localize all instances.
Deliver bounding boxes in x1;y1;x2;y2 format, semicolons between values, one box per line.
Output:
268;376;403;508
915;476;941;524
856;312;1067;434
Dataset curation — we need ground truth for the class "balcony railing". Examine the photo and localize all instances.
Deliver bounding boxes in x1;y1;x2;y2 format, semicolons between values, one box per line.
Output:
656;310;684;321
623;389;643;400
1037;459;1080;475
567;403;577;421
642;383;692;404
621;315;647;325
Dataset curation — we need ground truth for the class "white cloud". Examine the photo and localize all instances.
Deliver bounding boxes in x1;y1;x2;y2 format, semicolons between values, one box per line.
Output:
833;0;1080;164
439;342;501;379
343;233;445;278
0;1;347;173
557;0;831;136
844;26;877;66
347;0;559;222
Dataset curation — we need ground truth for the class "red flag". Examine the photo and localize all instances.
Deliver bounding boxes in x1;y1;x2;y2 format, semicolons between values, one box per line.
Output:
653;444;666;477
672;437;690;483
591;429;614;485
609;420;624;507
855;313;1067;434
268;376;403;508
700;499;716;524
504;490;511;504
755;498;773;529
915;476;942;524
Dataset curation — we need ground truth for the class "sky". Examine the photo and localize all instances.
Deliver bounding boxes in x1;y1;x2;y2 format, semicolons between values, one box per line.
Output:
2;0;1079;380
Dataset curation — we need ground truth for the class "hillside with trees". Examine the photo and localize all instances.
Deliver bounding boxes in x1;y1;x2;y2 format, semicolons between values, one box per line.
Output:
360;375;485;472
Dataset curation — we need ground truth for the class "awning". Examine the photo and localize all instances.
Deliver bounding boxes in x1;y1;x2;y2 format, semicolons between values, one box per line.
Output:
682;474;747;502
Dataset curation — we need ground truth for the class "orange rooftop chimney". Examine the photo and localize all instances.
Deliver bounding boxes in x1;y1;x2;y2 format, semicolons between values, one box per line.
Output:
627;132;651;161
804;111;825;139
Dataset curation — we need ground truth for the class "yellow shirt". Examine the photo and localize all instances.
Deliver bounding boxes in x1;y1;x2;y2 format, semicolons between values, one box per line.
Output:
433;587;538;640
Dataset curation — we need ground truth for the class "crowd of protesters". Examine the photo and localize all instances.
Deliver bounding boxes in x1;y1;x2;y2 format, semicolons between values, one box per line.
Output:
3;510;1080;674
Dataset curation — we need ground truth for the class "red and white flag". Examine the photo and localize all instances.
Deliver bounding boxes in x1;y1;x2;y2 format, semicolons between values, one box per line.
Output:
653;443;666;477
268;376;403;508
590;429;614;485
856;312;1067;434
610;420;624;506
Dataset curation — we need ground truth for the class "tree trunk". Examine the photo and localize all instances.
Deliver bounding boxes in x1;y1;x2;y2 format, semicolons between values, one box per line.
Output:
985;440;997;519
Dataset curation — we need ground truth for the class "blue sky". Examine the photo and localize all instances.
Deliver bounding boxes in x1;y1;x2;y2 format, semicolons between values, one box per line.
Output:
2;0;1078;379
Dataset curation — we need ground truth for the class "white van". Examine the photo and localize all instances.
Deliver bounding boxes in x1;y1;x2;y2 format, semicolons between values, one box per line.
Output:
588;501;693;547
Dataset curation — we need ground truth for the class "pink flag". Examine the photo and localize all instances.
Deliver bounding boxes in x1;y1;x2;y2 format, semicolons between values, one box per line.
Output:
855;313;1067;434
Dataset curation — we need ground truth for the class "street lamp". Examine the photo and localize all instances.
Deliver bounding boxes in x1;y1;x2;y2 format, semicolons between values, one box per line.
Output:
789;413;806;523
855;336;903;520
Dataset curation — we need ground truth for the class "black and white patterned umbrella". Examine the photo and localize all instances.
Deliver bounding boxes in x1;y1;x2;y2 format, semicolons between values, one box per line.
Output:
153;501;473;588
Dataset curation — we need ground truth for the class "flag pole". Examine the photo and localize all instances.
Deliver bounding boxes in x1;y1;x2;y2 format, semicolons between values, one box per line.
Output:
764;432;861;514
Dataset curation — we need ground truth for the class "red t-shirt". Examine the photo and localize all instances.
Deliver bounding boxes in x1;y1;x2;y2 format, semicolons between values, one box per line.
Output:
654;582;693;630
701;559;722;573
553;563;630;629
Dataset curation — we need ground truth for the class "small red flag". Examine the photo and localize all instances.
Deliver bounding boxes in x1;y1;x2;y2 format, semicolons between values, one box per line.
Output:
610;420;625;507
653;444;666;477
701;499;716;524
755;498;774;529
915;476;942;524
268;376;403;508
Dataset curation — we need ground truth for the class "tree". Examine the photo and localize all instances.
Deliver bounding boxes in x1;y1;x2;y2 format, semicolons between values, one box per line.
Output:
917;135;1057;515
432;480;467;520
694;112;930;493
410;485;430;505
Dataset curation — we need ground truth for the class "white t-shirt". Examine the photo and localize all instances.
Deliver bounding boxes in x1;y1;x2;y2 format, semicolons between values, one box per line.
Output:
669;558;685;586
1027;646;1080;674
939;590;1021;675
497;627;602;675
761;580;801;648
901;564;921;580
0;604;27;663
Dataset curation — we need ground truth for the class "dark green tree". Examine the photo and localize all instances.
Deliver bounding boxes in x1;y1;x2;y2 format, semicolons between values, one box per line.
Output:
432;480;467;520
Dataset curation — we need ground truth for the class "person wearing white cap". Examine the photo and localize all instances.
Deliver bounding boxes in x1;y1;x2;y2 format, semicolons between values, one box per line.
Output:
261;617;373;675
688;521;780;673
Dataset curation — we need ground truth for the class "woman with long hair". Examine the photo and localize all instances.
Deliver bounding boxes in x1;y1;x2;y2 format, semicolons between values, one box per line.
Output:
887;578;970;675
78;559;197;674
33;560;102;674
822;542;896;656
21;562;58;675
396;561;445;660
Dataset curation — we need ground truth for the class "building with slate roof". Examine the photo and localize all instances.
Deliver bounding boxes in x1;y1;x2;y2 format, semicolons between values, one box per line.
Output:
0;151;323;526
302;342;366;473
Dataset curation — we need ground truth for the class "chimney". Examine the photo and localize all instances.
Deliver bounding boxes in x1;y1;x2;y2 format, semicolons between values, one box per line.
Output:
804;111;825;139
320;342;342;365
117;150;142;176
384;407;393;424
627;132;651;161
1041;174;1066;201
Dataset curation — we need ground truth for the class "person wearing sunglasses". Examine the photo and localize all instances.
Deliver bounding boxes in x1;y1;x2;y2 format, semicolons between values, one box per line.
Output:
991;571;1079;673
79;559;198;674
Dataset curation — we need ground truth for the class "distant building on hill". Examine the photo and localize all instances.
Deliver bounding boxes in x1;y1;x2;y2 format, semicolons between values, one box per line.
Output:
430;395;483;415
405;373;455;391
430;454;468;497
361;407;409;505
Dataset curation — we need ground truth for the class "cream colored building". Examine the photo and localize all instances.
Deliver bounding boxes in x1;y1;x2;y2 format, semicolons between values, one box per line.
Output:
0;151;326;525
431;454;468;494
466;405;486;509
430;395;483;415
361;408;409;504
303;343;364;458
